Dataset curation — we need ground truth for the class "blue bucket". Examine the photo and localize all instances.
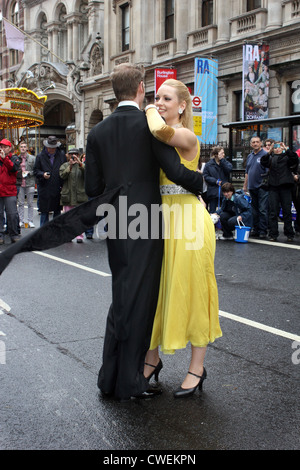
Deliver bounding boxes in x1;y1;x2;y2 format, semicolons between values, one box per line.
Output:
235;222;251;243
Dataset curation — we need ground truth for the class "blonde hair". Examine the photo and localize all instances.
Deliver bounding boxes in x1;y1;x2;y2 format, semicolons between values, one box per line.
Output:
162;79;193;131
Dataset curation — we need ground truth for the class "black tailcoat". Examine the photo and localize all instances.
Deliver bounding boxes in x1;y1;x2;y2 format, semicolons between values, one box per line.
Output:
85;105;203;400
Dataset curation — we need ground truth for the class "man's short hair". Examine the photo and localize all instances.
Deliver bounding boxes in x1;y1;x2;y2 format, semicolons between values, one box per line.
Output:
110;64;144;102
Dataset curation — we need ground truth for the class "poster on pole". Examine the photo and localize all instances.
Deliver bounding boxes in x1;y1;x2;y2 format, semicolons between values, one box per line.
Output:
242;43;269;120
155;68;177;94
191;95;202;136
194;58;218;144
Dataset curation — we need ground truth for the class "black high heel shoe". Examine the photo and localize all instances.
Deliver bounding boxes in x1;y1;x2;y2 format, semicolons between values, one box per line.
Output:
144;359;163;381
173;368;207;398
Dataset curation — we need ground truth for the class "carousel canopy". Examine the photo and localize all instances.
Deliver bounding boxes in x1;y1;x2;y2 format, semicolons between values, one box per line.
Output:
0;87;47;129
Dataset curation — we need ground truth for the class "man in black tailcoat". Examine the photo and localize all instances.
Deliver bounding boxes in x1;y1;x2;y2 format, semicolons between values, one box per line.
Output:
85;64;203;401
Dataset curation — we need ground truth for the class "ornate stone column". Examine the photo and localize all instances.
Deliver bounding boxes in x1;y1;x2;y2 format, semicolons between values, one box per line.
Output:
175;0;188;55
72;21;79;61
265;0;282;31
215;0;230;45
67;21;73;61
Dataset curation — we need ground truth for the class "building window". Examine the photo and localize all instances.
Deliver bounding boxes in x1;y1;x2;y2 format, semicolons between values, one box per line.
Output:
202;0;213;27
121;3;130;51
11;2;19;26
10;50;18;66
234;90;243;121
165;0;174;40
247;0;261;11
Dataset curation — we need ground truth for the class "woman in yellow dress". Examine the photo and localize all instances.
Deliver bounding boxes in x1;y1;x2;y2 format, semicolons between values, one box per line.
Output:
144;79;222;398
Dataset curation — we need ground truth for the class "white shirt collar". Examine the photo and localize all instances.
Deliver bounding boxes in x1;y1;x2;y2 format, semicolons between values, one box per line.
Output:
118;100;140;110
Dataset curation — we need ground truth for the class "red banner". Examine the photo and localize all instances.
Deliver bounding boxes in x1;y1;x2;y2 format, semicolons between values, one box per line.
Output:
155;68;177;94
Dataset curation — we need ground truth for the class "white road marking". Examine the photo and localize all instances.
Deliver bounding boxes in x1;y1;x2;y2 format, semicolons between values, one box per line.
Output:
248;239;300;250
219;310;300;342
0;299;11;312
33;251;111;277
3;250;299;344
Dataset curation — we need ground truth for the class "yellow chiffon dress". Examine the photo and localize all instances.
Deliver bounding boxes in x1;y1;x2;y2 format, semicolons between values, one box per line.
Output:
149;143;222;354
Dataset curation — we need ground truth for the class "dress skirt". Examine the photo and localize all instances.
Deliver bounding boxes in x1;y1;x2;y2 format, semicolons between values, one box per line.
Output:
149;193;222;354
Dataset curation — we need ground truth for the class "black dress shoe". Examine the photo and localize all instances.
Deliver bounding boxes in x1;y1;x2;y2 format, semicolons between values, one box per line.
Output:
133;387;163;399
173;368;207;398
144;359;163;381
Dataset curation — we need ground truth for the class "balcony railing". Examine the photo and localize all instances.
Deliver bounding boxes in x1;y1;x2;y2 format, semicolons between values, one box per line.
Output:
230;8;268;39
187;25;217;52
152;38;177;63
283;0;300;25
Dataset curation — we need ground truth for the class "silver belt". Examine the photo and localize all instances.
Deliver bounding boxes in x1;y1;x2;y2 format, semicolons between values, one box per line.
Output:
160;184;192;196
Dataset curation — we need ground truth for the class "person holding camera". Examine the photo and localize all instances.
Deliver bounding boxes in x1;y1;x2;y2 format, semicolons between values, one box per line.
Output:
59;149;88;243
16;142;36;228
33;136;66;226
261;141;298;242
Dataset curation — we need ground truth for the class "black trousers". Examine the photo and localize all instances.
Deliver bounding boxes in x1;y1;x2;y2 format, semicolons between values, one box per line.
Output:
220;211;237;237
269;186;294;238
292;184;300;232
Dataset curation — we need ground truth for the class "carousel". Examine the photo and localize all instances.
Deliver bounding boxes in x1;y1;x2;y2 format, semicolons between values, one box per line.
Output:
0;87;46;153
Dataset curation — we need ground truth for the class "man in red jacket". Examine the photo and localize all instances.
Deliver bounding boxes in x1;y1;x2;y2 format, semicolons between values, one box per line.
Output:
0;139;21;244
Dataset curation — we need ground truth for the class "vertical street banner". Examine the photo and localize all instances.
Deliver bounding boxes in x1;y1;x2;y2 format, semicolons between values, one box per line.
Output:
155;68;177;94
242;43;269;120
194;58;218;144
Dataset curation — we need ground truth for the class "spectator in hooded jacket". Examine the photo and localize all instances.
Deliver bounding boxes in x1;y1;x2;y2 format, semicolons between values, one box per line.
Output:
203;146;233;213
261;142;298;242
0;139;21;244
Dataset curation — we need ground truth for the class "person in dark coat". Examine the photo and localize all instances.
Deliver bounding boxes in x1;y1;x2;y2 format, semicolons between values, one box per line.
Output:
85;63;203;401
203;146;233;213
34;136;66;226
261;141;298;242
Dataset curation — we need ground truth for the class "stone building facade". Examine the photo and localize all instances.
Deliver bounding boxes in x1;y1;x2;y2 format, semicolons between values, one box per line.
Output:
1;0;300;160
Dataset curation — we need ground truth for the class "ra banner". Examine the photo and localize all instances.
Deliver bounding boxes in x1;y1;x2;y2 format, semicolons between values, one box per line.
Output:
155;68;177;94
243;43;269;120
194;58;218;144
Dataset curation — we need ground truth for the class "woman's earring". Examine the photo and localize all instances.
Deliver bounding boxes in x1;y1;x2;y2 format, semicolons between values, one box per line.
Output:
179;108;183;115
